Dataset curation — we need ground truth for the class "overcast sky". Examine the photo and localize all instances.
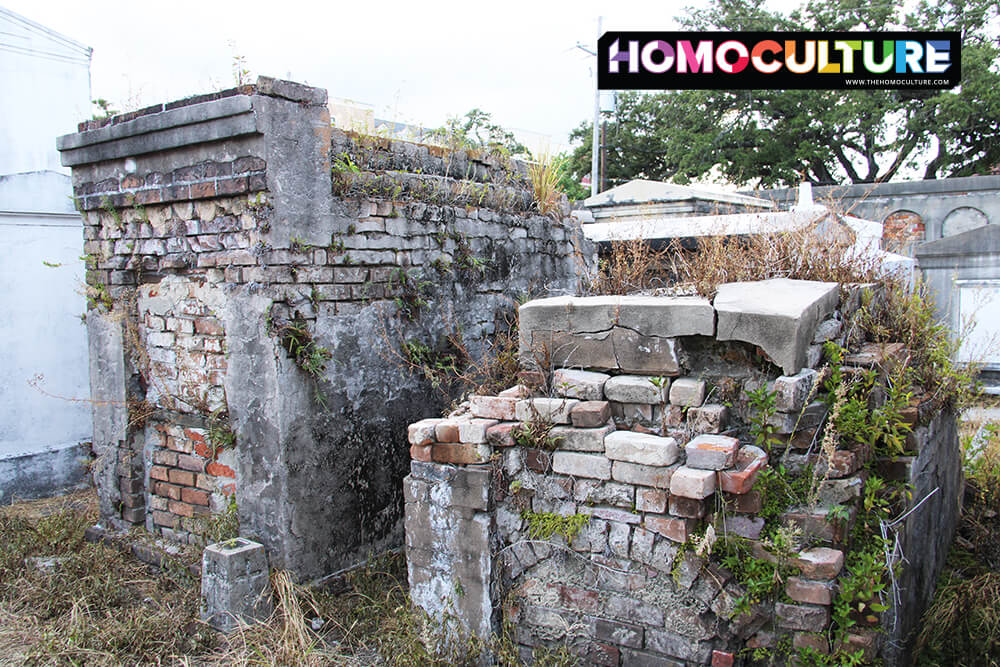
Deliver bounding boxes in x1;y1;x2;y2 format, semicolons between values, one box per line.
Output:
5;0;801;151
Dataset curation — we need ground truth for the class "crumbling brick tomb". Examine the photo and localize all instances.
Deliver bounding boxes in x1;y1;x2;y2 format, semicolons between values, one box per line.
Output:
56;77;585;578
404;279;961;665
55;75;961;665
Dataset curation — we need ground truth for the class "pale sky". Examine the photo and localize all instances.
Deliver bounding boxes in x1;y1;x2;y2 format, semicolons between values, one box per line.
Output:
2;0;802;151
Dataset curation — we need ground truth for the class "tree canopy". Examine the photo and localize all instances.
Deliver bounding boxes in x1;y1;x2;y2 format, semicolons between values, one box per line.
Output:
568;0;1000;188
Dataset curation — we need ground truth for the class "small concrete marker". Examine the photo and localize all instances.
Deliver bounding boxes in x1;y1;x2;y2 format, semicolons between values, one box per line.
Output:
202;537;273;632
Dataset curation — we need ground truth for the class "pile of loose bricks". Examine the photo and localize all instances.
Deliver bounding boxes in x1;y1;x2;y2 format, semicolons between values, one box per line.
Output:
404;280;899;665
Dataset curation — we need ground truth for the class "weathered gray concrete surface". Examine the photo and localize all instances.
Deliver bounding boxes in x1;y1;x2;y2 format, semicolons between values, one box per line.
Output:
883;410;962;665
58;76;589;579
714;279;839;374
201;537;273;632
0;441;89;504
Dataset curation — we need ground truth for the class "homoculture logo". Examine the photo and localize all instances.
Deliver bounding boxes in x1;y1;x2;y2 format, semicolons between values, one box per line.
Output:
598;32;961;90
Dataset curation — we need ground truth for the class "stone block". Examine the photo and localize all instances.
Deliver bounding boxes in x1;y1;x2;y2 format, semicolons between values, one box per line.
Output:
774;369;818;413
685;434;740;470
786;577;835;605
550;423;615;452
605;431;679;466
610;402;653;424
812;317;842;344
498;384;530;399
571;401;612;428
407;418;440;446
458;418;498;444
668;377;705;407
486;422;519;447
515;398;579;424
824;448;865;478
435;420;461;443
645;515;696;543
712;650;736;667
608;522;631;558
793;633;830;655
574;479;634;507
201;538;272;632
723;489;762;514
469;395;517;420
816;475;865;506
669;494;710;519
783;506;851;544
594;618;644;649
670;466;716;499
432;443;490;465
611;328;681;375
645;628;713;664
775;601;830;631
616;295;716;337
768;400;827;434
582;505;642;524
722;515;765;539
843;342;907;370
606;593;665;627
552;452;611;480
793;547;845;579
604;375;665;404
531;329;617;370
688;403;729;433
714;278;839;374
718;445;768;494
612;461;675;489
552;368;610;400
636;487;667;513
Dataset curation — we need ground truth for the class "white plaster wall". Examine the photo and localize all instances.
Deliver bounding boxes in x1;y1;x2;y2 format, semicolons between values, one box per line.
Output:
0;210;92;455
0;8;92;175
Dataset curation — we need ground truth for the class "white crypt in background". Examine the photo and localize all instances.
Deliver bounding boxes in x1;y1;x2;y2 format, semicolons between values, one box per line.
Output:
0;6;93;501
575;179;916;284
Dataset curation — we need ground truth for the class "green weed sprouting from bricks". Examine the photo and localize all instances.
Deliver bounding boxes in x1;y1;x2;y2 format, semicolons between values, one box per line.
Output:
273;311;332;390
746;384;781;455
520;511;590;542
207;408;237;457
512;419;563;451
402;338;466;390
289;236;313;253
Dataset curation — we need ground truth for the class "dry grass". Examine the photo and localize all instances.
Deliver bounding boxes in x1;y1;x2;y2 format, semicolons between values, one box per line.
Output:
0;491;215;665
527;154;568;219
585;226;884;299
0;493;575;666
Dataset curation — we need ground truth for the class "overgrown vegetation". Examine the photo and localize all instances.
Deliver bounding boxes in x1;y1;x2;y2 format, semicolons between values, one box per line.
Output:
512;419;563;451
272;311;332;379
0;493;578;666
914;410;1000;665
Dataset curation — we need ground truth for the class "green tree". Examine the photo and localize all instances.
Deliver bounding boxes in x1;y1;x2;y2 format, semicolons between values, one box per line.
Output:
568;0;1000;187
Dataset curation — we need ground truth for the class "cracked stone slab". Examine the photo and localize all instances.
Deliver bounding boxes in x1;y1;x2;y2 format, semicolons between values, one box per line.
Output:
519;295;714;369
713;279;839;375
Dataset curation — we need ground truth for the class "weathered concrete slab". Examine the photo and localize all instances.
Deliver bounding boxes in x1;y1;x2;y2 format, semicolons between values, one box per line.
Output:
519;295;713;371
714;279;839;374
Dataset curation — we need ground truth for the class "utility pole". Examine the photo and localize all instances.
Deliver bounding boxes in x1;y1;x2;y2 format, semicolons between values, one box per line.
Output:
590;16;603;197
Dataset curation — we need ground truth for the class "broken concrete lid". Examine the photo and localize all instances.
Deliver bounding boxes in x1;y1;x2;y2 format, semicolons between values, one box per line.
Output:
714;278;838;374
